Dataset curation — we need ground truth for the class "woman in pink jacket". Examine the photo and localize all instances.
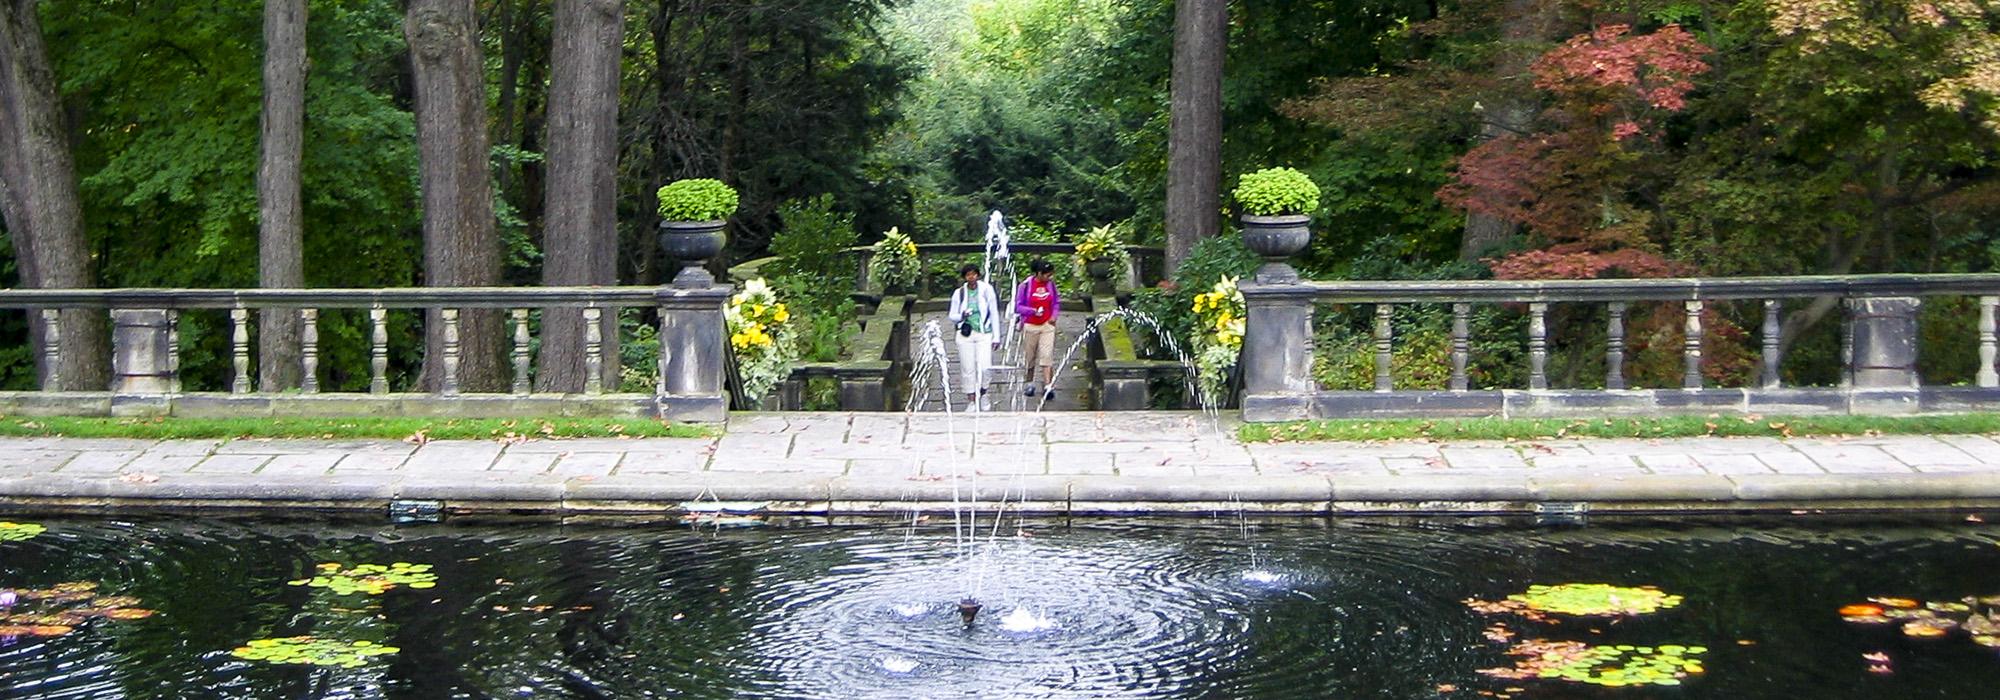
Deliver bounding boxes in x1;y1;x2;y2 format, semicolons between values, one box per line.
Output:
1014;259;1061;402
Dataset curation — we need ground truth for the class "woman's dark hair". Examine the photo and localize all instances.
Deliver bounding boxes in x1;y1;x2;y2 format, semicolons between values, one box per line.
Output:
958;264;980;278
1030;259;1054;274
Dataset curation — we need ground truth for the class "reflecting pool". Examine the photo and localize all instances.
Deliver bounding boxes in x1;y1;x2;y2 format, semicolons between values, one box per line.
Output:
3;514;1999;698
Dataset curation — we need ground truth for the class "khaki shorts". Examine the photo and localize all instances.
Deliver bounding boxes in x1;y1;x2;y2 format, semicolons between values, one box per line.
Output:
1022;321;1057;370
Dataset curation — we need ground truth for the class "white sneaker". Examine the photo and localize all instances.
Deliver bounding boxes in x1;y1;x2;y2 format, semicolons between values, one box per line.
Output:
964;399;980;414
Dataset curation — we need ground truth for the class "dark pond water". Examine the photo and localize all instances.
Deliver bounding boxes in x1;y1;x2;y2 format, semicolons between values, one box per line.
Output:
3;513;2000;699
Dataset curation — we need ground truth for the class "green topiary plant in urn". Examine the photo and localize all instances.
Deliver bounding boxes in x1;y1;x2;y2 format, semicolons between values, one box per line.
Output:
1231;167;1320;283
657;178;739;287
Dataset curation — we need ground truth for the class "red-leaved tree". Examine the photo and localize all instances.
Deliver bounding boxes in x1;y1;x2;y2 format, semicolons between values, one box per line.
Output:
1439;24;1711;282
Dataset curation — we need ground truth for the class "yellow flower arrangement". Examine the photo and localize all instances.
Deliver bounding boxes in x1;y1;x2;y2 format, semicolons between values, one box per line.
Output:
726;279;799;399
871;228;923;291
1191;276;1245;401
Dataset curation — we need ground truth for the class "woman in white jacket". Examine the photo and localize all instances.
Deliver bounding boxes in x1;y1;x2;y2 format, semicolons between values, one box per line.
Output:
948;264;1001;411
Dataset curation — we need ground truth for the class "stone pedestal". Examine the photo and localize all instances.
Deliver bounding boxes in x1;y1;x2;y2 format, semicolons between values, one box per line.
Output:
1240;282;1318;421
1094;360;1151;410
1846;296;1921;414
656;285;732;421
111;309;175;395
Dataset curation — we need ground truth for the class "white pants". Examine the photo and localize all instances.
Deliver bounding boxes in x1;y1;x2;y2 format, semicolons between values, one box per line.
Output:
955;331;993;394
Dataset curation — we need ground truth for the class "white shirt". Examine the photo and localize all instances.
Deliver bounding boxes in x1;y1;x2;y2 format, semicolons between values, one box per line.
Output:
948;281;999;334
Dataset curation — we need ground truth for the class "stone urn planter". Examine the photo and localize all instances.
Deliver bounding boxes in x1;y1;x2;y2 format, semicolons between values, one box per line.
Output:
660;220;726;287
1084;259;1117;295
1240;214;1311;283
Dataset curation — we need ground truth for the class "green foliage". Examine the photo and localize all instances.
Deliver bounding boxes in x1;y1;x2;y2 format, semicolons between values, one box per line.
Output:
770;195;861;281
1232;167;1321;216
656;179;740;222
0;416;715;440
870;229;924;291
1240;413;2000;442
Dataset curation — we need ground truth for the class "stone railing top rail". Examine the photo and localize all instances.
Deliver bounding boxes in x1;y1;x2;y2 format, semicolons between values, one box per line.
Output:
1253;273;2000;303
0;286;673;309
844;241;1164;256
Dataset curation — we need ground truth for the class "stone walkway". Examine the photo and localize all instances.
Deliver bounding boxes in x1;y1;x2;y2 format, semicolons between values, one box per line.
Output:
2;412;1999;514
907;308;1097;412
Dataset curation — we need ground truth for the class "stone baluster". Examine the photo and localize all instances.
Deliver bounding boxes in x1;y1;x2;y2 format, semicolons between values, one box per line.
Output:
1840;301;1854;388
39;309;61;391
1527;302;1548;391
369;306;389;394
300;308;320;394
1682;300;1703;389
584;305;604;395
1761;300;1783;389
1449;303;1470;392
1981;296;1998;388
164;310;181;394
231;307;251;394
441;308;462;396
512;308;532;395
1373;304;1393;392
1605;302;1627;390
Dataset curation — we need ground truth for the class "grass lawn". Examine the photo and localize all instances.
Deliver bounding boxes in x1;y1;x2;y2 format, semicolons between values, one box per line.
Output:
1239;414;2000;443
0;416;717;441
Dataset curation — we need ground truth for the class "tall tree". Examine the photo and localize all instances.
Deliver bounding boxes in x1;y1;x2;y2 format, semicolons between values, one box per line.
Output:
0;0;106;390
1164;0;1225;270
258;0;307;391
537;0;622;392
407;0;504;391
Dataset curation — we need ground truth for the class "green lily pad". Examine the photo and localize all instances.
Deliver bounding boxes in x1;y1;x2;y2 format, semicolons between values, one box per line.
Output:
288;562;438;595
1468;583;1684;619
0;522;45;542
1480;639;1707;687
230;636;400;667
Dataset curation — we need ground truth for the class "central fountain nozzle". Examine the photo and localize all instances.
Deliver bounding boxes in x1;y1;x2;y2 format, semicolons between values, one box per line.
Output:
957;598;983;626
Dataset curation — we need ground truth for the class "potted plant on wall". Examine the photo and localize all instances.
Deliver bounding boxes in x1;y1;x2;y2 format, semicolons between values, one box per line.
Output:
1231;167;1320;283
1073;224;1130;296
657;178;739;287
869;227;922;296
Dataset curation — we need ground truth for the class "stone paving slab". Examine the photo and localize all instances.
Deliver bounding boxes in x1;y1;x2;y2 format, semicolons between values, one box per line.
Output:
4;413;2000;513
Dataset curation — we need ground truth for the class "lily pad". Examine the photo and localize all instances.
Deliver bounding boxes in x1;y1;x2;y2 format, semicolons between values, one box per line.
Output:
288;562;438;595
1468;584;1684;619
1480;639;1708;687
230;636;400;668
0;581;154;638
0;522;45;542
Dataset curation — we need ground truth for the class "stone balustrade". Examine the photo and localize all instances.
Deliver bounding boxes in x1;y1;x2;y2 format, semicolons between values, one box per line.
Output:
1241;274;2000;422
0;285;732;421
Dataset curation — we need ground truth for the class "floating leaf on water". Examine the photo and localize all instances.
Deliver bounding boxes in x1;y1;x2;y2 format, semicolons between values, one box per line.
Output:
1477;584;1684;618
1927;601;1973;613
1479;638;1707;687
289;562;439;595
1840;604;1886;618
228;636;401;667
1869;597;1920;609
0;582;152;639
0;522;46;542
1902;620;1952;638
1844;615;1892;625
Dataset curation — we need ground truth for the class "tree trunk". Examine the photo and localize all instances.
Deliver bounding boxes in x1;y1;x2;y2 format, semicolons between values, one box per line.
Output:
1164;0;1225;271
1458;0;1542;262
406;0;505;392
0;0;107;390
537;0;623;392
258;0;307;391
